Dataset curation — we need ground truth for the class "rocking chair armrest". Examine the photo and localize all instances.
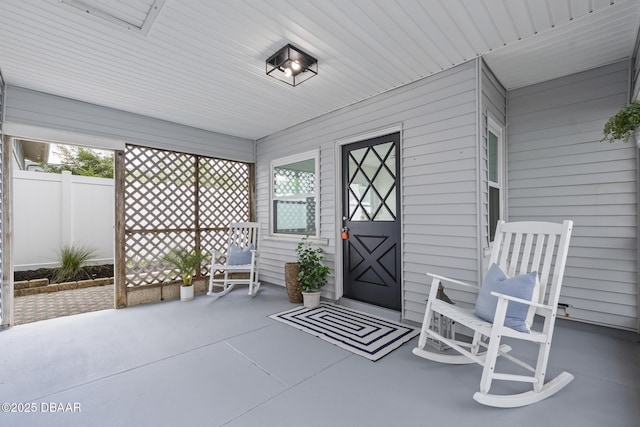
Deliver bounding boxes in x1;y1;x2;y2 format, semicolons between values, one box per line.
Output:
427;273;477;290
490;291;552;310
212;250;228;265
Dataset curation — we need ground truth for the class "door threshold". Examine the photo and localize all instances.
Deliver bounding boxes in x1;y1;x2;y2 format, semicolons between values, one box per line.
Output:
337;298;401;322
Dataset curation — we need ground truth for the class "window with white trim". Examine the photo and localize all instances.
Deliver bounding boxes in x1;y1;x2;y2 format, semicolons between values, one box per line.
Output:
488;118;505;243
271;150;319;236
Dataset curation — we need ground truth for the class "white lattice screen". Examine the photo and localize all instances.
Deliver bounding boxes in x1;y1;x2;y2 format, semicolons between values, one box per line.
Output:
124;145;252;286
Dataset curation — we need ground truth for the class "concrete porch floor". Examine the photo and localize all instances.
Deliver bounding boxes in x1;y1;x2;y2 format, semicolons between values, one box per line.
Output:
0;283;638;427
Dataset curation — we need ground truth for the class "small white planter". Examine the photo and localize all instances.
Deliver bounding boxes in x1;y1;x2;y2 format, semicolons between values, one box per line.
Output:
302;291;321;308
180;284;194;302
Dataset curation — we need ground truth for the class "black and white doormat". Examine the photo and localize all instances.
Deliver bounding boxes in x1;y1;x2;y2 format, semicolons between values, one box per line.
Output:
269;303;419;361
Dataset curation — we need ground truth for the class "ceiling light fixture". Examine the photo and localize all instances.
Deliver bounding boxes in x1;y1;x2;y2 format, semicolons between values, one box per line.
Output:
266;44;318;87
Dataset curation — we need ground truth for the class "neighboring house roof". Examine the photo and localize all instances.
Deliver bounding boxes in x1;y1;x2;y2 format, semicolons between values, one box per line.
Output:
13;139;49;170
18;139;49;164
0;0;637;140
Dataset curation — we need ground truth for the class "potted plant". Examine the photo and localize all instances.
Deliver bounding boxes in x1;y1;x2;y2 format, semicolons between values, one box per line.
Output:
162;247;210;302
602;100;640;146
296;237;330;308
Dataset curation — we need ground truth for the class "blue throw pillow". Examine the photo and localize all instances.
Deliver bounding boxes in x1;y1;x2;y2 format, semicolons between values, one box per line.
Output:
228;244;254;265
474;263;537;333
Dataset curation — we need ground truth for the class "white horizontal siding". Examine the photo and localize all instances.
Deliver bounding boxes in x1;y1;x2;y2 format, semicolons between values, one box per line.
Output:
507;60;638;331
257;61;479;322
4;86;254;162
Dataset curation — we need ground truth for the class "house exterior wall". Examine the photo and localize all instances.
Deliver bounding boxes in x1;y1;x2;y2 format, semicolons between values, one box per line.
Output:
4;86;255;163
256;60;480;322
507;60;638;331
479;60;507;268
0;68;5;327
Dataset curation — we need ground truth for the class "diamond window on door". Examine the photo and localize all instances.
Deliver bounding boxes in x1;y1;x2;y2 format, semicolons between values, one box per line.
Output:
347;141;396;221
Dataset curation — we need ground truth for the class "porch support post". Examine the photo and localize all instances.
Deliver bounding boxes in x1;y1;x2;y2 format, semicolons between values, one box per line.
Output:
1;135;13;327
114;149;127;308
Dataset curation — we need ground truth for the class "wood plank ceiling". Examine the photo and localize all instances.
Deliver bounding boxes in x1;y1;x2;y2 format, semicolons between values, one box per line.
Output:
0;0;638;140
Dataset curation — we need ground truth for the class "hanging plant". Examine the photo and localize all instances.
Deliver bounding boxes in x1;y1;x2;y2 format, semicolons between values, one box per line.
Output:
602;100;640;143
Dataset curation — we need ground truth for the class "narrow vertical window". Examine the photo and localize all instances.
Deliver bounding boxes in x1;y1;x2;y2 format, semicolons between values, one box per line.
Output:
488;119;504;242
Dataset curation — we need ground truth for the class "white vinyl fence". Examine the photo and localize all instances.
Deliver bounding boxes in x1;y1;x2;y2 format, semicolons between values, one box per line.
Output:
13;170;114;270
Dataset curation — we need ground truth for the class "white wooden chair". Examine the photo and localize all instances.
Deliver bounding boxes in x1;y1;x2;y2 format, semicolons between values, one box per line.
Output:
207;222;260;298
413;220;574;408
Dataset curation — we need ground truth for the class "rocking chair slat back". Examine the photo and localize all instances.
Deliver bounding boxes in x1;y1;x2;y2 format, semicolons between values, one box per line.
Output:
227;222;259;250
208;222;261;299
489;221;570;311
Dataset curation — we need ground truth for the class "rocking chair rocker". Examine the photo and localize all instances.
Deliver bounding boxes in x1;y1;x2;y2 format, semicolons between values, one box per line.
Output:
413;220;574;408
207;222;260;299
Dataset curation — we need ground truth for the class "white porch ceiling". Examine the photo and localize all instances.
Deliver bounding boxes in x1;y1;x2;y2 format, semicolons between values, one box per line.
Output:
0;0;638;141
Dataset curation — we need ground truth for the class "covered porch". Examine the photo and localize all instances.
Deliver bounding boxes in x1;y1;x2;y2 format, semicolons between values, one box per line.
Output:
0;2;639;424
1;284;638;426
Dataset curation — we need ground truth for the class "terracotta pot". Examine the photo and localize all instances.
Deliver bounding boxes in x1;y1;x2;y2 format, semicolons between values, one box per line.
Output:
284;262;303;303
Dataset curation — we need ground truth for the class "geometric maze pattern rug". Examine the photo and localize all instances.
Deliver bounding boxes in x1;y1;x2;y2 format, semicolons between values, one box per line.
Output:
269;303;419;361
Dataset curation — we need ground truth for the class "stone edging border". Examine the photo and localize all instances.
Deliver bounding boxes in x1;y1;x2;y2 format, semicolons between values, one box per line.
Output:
14;277;115;297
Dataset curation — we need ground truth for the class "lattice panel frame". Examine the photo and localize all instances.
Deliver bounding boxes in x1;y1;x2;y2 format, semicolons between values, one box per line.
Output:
126;232;194;286
124;145;252;287
125;146;196;230
199;157;250;228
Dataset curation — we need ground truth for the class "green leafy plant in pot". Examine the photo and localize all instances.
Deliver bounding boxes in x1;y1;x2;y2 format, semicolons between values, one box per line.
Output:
296;236;330;308
162;247;210;301
602;100;640;146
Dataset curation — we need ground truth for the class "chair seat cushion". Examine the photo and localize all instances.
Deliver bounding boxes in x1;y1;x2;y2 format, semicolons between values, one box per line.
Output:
474;263;537;333
228;244;254;265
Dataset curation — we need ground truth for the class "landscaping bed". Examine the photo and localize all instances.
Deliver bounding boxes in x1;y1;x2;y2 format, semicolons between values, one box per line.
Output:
14;264;114;282
14;264;115;297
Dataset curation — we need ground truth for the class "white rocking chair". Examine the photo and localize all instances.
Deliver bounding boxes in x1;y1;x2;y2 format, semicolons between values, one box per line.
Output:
207;222;260;298
413;220;574;408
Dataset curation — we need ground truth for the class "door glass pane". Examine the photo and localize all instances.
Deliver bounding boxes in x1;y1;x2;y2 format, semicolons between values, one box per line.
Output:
374;204;394;220
349;184;366;220
348;156;357;181
385;153;395;172
350;147;367;165
372;167;394;200
348;141;396;222
386;186;396;217
373;141;393;162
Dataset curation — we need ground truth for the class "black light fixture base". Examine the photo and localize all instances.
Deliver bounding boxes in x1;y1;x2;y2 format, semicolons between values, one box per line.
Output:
266;44;318;87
